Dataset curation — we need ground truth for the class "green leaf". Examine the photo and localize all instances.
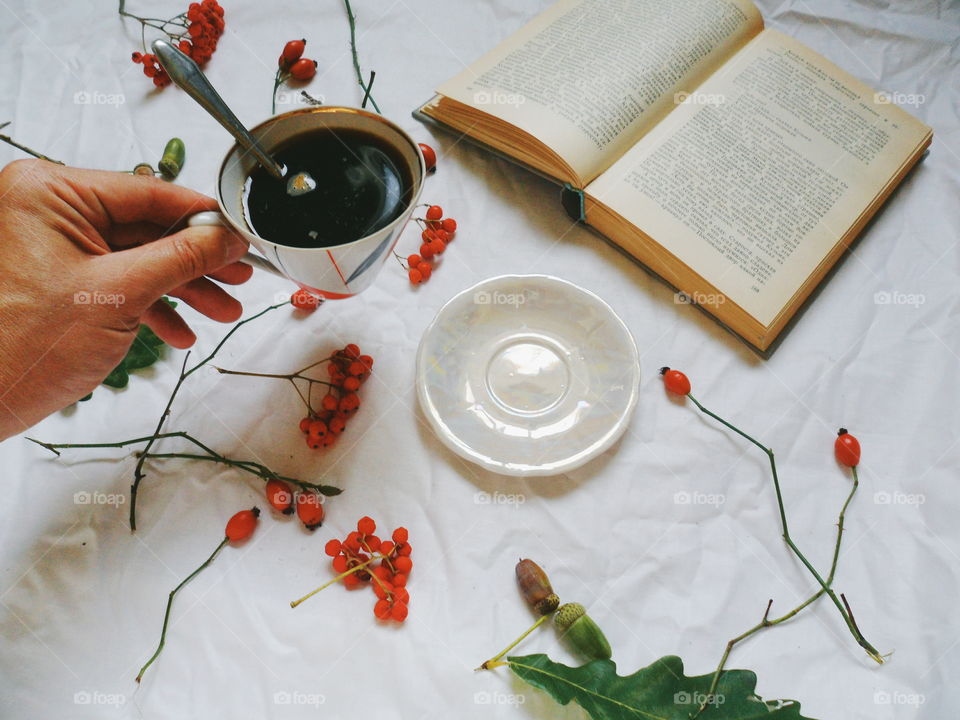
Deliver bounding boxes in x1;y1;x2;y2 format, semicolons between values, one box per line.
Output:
506;654;814;720
102;365;130;389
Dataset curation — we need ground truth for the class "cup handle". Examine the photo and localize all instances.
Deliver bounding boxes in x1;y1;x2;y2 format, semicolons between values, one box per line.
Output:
187;211;285;278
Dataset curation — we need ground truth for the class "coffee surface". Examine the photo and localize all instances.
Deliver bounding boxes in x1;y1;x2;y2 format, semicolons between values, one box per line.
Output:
242;127;411;248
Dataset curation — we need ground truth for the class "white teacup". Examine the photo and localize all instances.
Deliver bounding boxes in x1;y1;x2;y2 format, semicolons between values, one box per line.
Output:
188;107;426;299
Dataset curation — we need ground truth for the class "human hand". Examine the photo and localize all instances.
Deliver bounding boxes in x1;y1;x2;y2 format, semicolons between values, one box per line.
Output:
0;159;253;440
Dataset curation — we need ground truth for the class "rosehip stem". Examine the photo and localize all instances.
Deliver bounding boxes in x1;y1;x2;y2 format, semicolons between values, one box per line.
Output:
476;614;551;671
136;536;228;683
290;554;381;608
0;122;65;164
693;465;864;718
343;0;381;113
685;393;883;664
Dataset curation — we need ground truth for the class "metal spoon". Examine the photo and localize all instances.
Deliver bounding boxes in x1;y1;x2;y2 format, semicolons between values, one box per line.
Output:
151;39;315;196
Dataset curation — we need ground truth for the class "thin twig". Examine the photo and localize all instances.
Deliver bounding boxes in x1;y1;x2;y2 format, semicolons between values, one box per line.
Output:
686;393;882;663
343;0;381;113
0;123;65;164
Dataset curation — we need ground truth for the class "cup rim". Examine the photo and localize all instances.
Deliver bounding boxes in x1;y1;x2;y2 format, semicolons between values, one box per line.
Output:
215;106;427;253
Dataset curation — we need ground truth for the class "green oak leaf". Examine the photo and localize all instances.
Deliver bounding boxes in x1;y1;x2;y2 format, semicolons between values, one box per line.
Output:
506;654;815;720
97;299;178;392
102;365;130;389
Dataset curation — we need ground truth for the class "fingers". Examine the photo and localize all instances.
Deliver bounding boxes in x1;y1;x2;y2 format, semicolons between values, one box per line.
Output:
100;224;249;309
167;276;243;323
141;299;197;349
108;221;167;250
207;261;253;285
59;165;219;230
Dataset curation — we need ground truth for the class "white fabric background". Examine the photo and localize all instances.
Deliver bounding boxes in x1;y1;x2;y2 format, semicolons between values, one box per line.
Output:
0;1;957;718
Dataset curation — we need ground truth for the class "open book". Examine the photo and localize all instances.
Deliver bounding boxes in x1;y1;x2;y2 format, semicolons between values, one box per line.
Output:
414;0;932;353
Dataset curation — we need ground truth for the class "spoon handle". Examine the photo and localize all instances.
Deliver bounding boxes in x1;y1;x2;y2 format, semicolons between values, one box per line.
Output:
152;39;285;180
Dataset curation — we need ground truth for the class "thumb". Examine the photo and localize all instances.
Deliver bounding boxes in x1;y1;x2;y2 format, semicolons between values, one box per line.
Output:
104;225;249;308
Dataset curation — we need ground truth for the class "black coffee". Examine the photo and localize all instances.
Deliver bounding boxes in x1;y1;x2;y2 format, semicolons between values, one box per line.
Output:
242;127;412;248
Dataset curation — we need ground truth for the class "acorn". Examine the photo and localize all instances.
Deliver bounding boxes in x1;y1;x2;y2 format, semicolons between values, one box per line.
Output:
516;559;560;615
158;137;185;179
554;602;612;661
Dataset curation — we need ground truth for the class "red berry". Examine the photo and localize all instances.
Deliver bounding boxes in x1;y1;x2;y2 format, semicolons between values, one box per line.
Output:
419;242;435;260
407;254;422;268
305;434;322;450
392;573;407;588
358;355;374;370
417;262;432;281
320;433;337;447
379;540;395;556
418;142;437;172
421;229;436;243
344;531;361;552
338;393;360;415
299;417;311;433
374;599;392;619
328;415;346;434
131;52;143;63
409;268;423;285
296;493;324;530
343;376;361;391
332;554;348;573
429;239;446;255
434;229;449;243
660;367;691;395
425;205;443;221
441;217;457;233
357;516;376;535
372;581;393;600
394;587;410;605
291;288;320;311
280;39;306;70
397;542;412;557
394;556;413;574
325;539;342;557
390;602;408;621
289;58;317;80
392;527;409;544
342;573;362;588
347;361;365;376
835;428;861;467
321;393;338;412
308;420;328;438
225;507;260;542
344;343;361;359
265;479;294;515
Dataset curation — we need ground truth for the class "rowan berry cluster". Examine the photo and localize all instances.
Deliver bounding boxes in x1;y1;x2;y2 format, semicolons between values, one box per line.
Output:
126;0;225;88
324;518;413;622
400;204;458;285
298;344;373;450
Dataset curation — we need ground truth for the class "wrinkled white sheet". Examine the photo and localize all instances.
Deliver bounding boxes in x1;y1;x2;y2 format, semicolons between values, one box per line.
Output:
0;1;957;718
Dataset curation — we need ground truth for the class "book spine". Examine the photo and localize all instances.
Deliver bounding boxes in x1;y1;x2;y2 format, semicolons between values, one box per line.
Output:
561;183;586;223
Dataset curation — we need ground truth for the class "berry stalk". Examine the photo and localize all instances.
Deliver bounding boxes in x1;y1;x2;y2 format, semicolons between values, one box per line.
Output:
289;554;378;608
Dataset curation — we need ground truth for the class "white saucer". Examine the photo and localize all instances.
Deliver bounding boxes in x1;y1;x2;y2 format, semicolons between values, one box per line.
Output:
416;275;640;476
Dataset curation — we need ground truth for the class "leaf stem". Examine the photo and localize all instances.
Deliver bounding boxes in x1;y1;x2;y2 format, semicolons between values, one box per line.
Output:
477;614;551;671
685;394;881;663
136;536;228;682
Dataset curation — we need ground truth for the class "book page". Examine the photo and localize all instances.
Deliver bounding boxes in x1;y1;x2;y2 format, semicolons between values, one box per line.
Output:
587;29;932;327
437;0;762;185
